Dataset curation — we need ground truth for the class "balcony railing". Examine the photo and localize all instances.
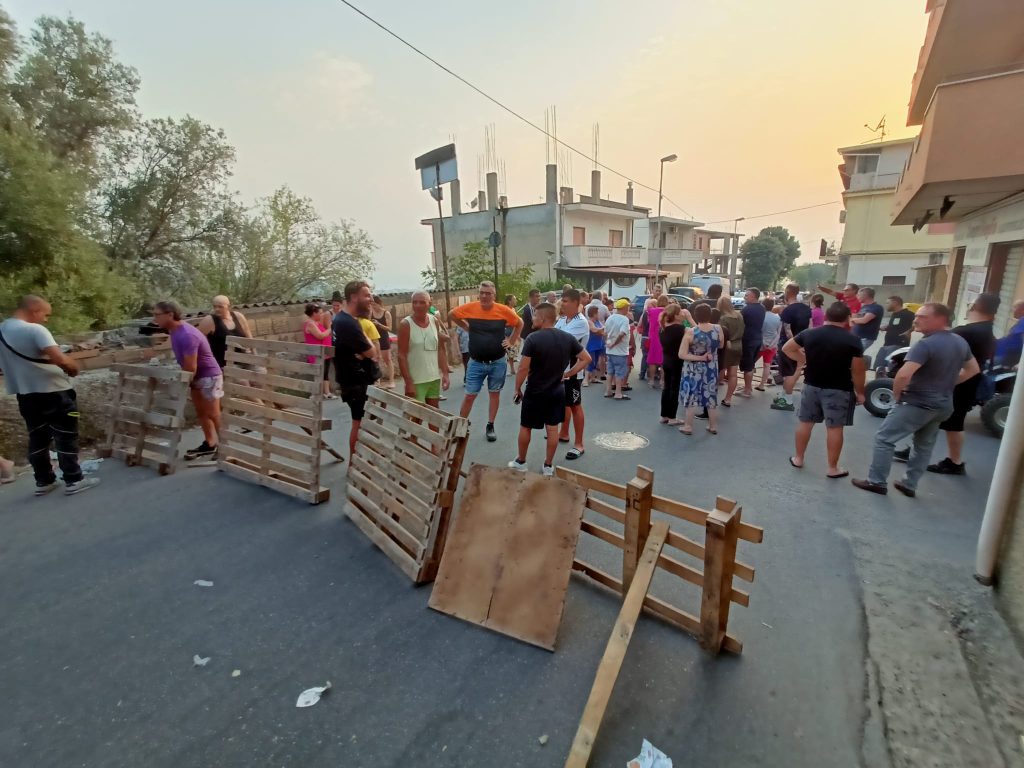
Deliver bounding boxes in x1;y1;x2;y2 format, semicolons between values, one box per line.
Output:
562;245;704;268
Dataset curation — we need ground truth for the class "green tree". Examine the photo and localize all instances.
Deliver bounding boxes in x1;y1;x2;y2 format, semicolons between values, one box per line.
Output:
9;14;139;164
100;115;236;298
786;262;836;291
421;240;534;300
740;234;787;290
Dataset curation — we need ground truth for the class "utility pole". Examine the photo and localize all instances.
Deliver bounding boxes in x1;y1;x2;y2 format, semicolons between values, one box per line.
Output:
434;162;451;316
653;154;677;287
730;217;745;292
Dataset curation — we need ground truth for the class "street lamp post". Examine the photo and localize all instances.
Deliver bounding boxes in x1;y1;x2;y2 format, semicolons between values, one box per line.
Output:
653;153;677;288
729;216;745;292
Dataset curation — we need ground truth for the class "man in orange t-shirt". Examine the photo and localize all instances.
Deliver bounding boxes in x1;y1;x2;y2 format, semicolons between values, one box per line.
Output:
449;281;523;441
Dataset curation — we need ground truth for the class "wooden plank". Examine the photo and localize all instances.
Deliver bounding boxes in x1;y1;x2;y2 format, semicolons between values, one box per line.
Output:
553;466;628;500
112;364;192;383
352;441;438;507
585;496;625;524
224;382;315;413
368;387;460;433
110;405;181;430
344;502;420;581
347;484;426;558
571;559;743;655
419;433;468;583
429;466;587;650
132;377;157;466
225;349;320;376
358;413;445;473
565;522;668;768
219;445;316;486
219;458;326;504
220;399;315;429
699;507;740;653
664;529;755;583
221;414;318;448
364;402;444;449
349;451;434;526
222;365;318;393
103;372;126;451
232;336;330;356
656;551;749;607
653;493;763;543
219;427;315;465
580;520;624;550
622;473;652;593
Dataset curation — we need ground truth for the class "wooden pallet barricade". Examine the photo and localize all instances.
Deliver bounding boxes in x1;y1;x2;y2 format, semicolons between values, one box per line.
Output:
559;465;763;767
557;464;763;655
345;387;469;584
218;337;333;504
98;363;192;475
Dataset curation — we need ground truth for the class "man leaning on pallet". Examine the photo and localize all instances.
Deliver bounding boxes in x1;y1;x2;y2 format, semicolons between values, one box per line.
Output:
0;295;99;496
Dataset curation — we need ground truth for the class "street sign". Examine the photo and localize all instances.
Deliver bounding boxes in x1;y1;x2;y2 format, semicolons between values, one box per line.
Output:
415;144;458;190
488;231;502;248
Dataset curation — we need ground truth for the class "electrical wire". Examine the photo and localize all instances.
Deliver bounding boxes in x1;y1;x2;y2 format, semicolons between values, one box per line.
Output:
705;201;841;226
336;0;695;218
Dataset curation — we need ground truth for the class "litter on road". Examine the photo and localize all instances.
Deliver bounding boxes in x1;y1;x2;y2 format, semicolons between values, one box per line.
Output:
193;580;213;587
627;739;673;768
296;681;332;708
231;669;241;677
193;655;210;667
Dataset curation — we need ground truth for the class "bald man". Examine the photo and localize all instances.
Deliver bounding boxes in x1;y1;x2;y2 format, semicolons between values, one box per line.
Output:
0;295;99;496
197;295;252;370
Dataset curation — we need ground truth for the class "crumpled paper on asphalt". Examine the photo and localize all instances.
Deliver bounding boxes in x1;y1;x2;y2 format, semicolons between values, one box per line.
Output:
627;739;672;768
296;681;332;708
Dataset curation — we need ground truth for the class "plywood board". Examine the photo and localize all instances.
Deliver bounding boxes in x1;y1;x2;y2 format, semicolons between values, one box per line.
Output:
428;465;586;650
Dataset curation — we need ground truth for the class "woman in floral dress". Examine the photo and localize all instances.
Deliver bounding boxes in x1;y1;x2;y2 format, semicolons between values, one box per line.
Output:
678;302;722;435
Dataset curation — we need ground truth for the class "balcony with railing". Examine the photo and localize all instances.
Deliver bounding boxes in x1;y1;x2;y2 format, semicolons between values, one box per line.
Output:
561;245;704;268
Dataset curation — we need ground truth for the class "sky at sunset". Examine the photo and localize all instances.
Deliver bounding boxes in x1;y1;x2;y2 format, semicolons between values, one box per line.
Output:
8;0;929;288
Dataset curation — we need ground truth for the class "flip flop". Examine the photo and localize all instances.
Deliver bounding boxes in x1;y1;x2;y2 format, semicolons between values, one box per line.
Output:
615;395;631;401
706;428;718;435
566;448;585;460
721;400;732;408
558;437;570;443
755;386;766;391
827;470;850;479
678;427;693;435
789;457;803;469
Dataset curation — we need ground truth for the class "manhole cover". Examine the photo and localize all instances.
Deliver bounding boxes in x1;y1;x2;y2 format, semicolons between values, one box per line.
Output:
593;432;649;451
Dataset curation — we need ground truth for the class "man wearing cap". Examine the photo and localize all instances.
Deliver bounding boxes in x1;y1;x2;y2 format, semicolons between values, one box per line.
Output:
603;299;633;399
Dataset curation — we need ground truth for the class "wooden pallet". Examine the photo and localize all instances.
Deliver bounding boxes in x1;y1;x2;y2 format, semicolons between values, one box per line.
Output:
345;387;469;583
97;364;192;475
218;337;333;504
558;465;764;767
428;466;587;650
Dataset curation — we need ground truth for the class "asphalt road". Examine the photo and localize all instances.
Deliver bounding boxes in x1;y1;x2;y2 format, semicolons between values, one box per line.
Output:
0;375;1001;767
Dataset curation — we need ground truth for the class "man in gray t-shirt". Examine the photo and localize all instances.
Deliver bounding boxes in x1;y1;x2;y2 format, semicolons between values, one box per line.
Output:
852;303;977;497
0;295;99;496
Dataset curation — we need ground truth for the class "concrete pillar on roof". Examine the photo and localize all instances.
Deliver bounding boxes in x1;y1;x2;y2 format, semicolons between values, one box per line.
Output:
486;172;498;212
591;170;601;202
545;164;557;204
451;180;461;216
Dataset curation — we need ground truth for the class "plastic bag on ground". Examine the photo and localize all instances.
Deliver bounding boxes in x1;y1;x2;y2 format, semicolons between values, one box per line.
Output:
296;681;332;708
627;739;672;768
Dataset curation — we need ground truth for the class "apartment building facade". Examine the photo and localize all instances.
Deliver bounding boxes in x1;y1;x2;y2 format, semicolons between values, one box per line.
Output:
890;0;1024;642
835;138;953;301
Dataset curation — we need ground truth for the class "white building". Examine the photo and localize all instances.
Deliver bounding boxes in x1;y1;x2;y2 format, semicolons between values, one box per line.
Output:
834;138;954;300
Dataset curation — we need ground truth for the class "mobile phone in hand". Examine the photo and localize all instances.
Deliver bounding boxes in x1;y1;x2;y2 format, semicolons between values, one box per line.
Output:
513;393;522;404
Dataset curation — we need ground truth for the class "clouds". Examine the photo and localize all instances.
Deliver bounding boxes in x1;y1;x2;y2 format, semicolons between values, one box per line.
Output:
273;53;377;128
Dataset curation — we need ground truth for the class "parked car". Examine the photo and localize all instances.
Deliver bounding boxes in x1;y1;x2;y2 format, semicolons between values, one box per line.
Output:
630;293;693;322
669;286;704;301
687;274;731;297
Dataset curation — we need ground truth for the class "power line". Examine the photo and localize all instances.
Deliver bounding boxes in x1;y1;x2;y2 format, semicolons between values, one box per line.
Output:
336;0;695;218
705;201;841;226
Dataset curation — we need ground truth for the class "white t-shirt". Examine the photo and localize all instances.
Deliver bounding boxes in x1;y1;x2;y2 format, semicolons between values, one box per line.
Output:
555;313;591;379
0;318;72;395
588;300;609;322
604;313;631;355
761;312;782;349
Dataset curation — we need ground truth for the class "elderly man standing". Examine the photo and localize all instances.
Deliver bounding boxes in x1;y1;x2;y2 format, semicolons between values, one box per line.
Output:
153;300;224;460
449;281;523;442
397;290;449;408
852;303;978;497
0;295;99;496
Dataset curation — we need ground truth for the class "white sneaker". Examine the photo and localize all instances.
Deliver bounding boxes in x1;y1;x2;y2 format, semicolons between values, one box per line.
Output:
65;477;101;496
34;481;60;496
541;464;555;477
507;459;528;472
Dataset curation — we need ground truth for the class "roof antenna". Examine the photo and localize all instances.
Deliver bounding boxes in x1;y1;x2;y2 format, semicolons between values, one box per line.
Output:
863;115;887;143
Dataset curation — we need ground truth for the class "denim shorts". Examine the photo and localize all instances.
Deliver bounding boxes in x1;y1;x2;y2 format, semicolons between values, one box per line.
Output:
606;354;629;380
465;358;507;394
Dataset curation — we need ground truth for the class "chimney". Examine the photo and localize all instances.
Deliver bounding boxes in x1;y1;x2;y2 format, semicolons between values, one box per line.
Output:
545;164;558;204
450;179;461;216
486;172;499;212
626;182;634;209
560;186;574;205
591;170;601;202
478;190;486;210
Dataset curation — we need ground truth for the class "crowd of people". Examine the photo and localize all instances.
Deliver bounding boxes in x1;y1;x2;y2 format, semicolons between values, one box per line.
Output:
0;278;1019;500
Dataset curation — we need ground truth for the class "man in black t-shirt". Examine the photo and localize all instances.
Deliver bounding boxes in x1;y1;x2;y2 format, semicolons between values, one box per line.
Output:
332;280;378;456
739;288;766;397
875;296;915;373
772;283;812;411
782;301;866;478
922;292;998;475
850;287;884;356
508;303;590;476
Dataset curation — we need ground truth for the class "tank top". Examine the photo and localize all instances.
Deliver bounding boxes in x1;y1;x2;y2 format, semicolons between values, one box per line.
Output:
304;320;331;364
403;315;441;384
208;311;244;369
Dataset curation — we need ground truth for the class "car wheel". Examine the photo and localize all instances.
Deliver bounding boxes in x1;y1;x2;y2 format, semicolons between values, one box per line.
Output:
980;394;1010;438
864;378;895;418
